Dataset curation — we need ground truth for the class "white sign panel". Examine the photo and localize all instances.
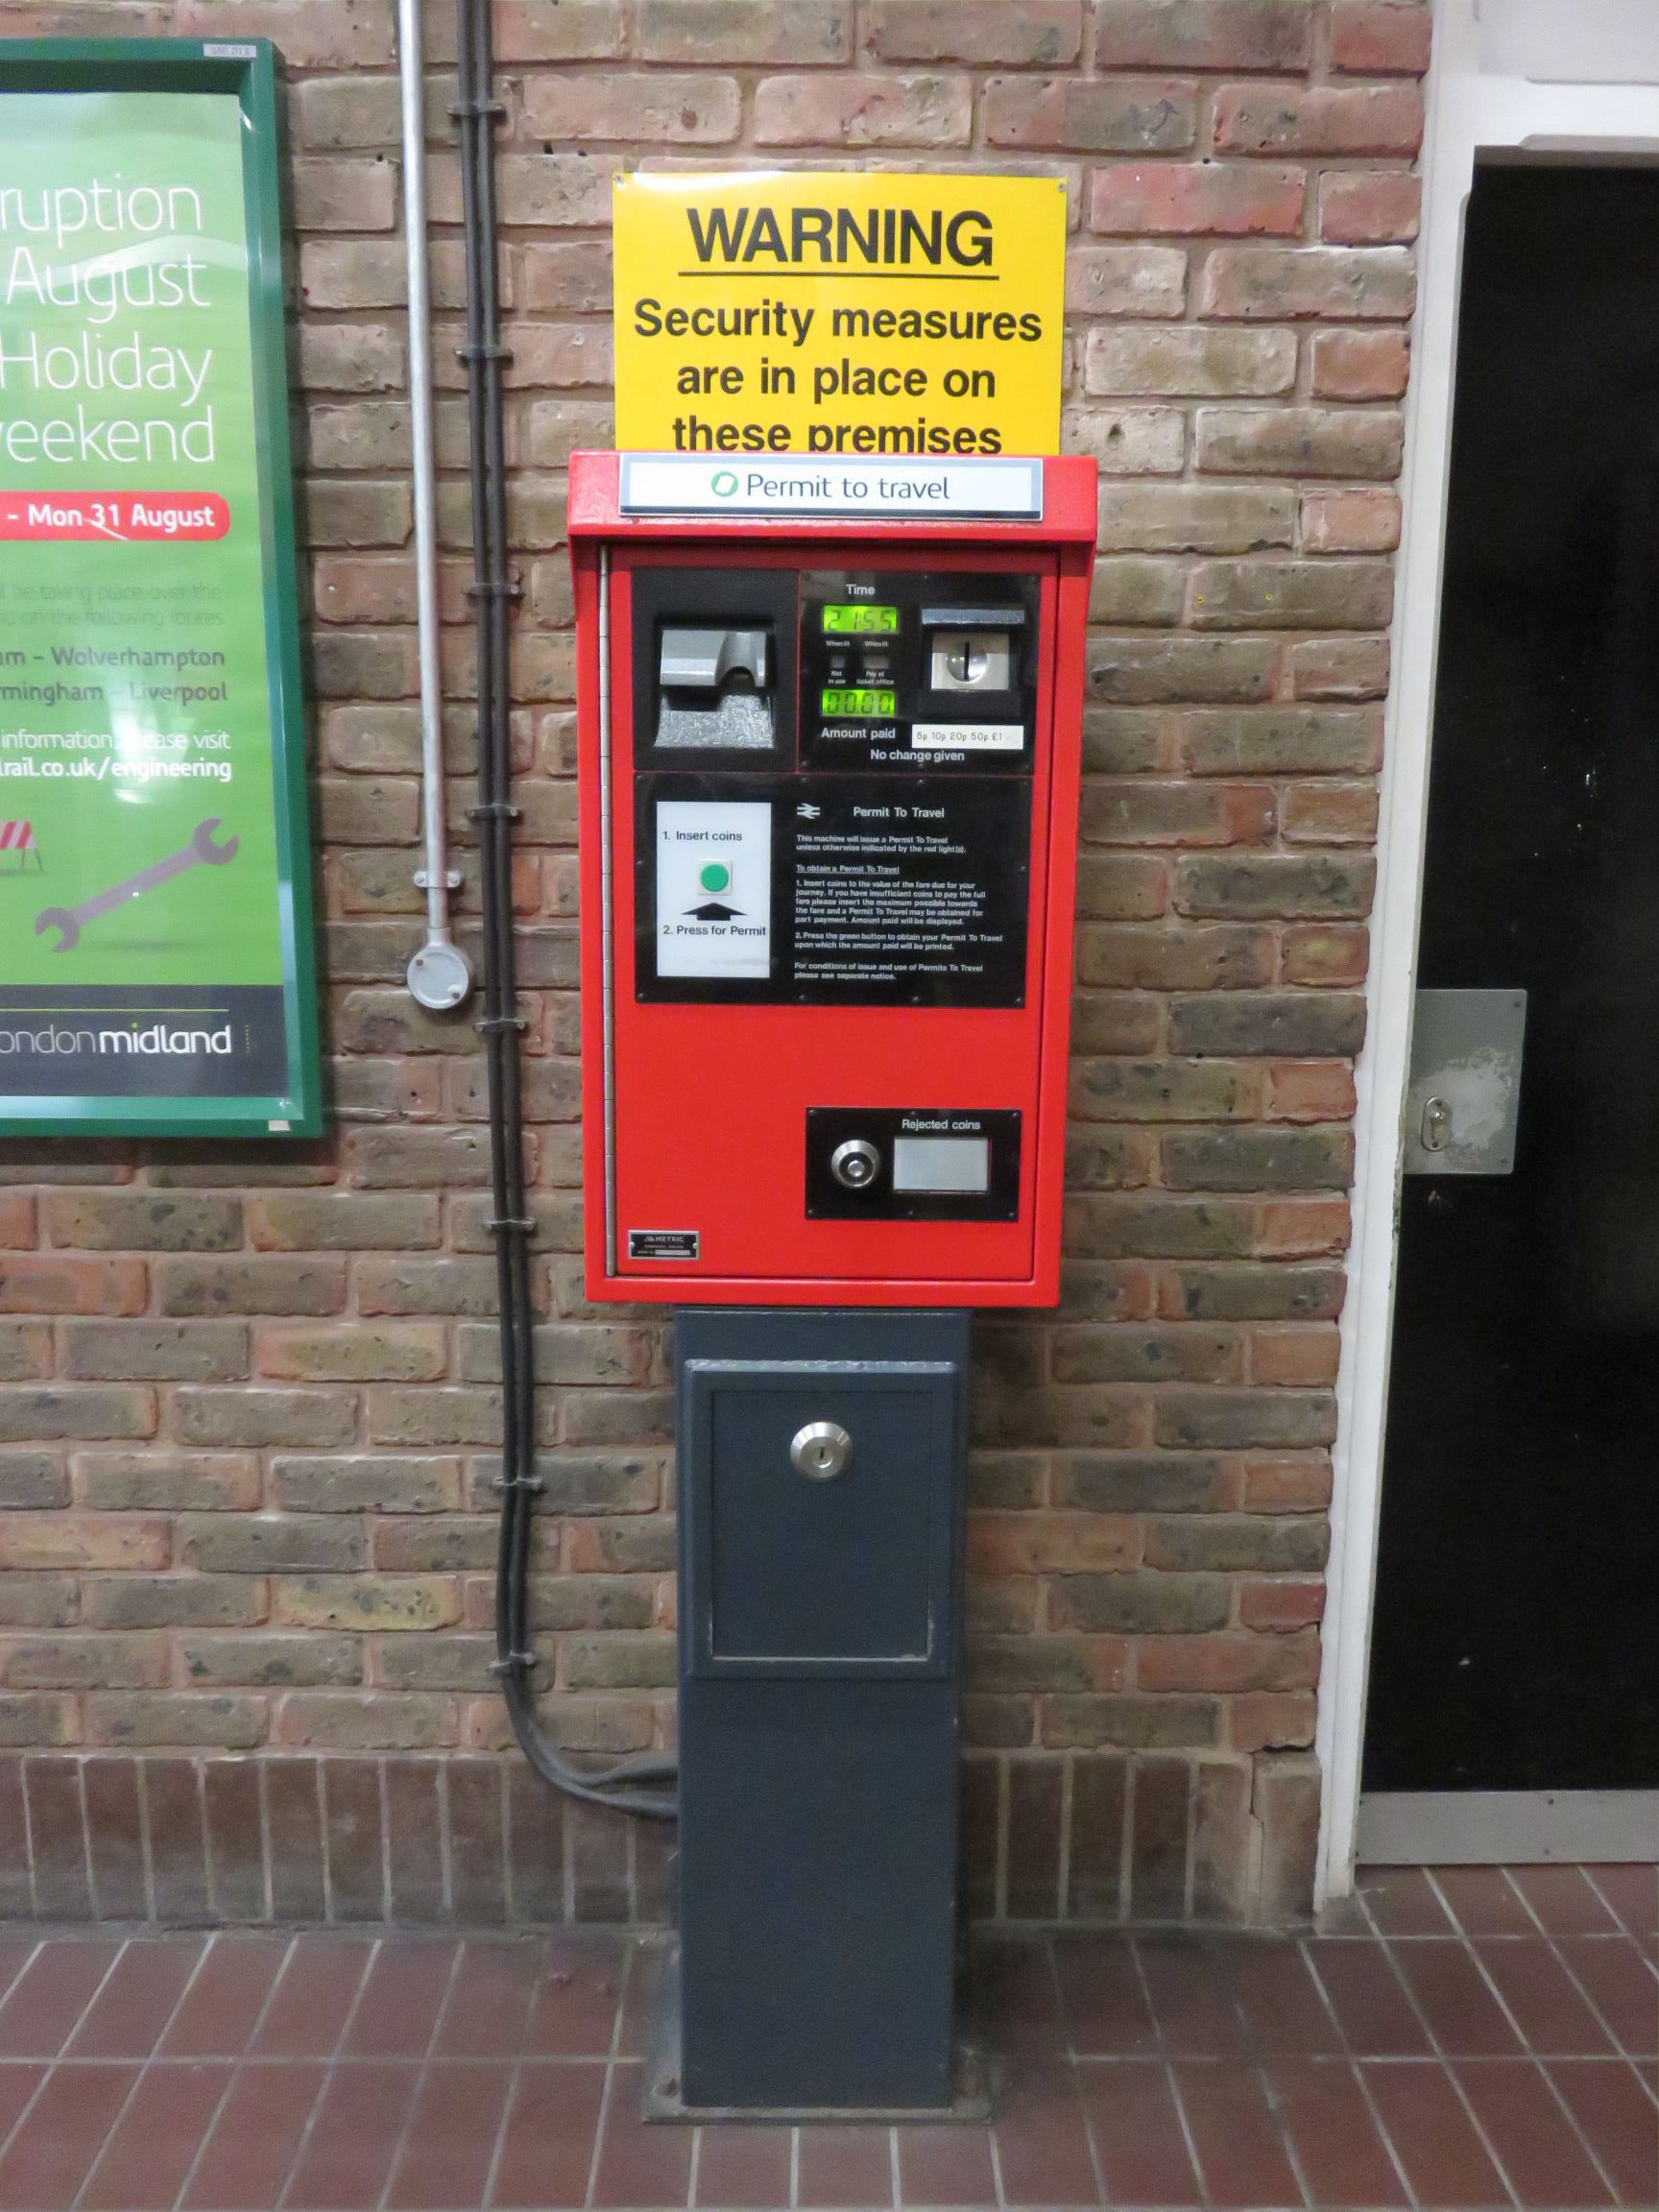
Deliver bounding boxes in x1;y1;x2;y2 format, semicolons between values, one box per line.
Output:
909;724;1025;752
619;455;1043;520
655;801;772;979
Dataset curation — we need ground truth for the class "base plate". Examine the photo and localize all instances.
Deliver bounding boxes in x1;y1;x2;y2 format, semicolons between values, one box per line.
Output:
640;1948;992;2125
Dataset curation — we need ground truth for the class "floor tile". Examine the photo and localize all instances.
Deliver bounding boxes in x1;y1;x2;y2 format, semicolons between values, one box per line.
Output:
617;1940;667;2060
1508;1866;1623;1937
1360;1865;1459;1936
1360;2058;1512;2208
66;1937;204;2059
1581;1865;1657;1945
1172;2059;1302;2209
590;2059;693;2209
0;2060;136;2210
489;2060;606;2210
893;2121;997;2206
433;1938;543;2059
0;1945;36;2018
1306;1940;1431;2056
797;2123;895;2207
1263;2055;1407;2206
1549;2059;1659;2208
0;2066;42;2150
1475;1938;1615;2055
248;1935;373;2058
1225;1940;1342;2055
78;2059;231;2211
1138;1936;1249;2056
181;2061;325;2211
1391;1939;1524;2056
525;1932;626;2056
161;1936;290;2059
340;1936;458;2060
1435;1867;1538;1938
383;2059;515;2210
1554;1937;1659;2057
1455;2057;1614;2207
693;2122;792;2208
0;1937;120;2058
1052;1935;1157;2056
1077;2061;1201;2208
974;1935;1065;2055
992;2050;1098;2206
282;2059;420;2211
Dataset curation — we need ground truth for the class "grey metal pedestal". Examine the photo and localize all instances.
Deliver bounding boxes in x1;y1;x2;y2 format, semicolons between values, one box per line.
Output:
658;1308;975;2118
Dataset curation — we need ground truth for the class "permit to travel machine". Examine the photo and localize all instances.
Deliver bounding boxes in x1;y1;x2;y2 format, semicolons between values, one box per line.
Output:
569;450;1096;2119
571;450;1097;1310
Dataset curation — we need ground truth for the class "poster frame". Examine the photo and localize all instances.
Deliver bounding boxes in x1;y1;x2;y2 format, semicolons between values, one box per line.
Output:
0;36;322;1139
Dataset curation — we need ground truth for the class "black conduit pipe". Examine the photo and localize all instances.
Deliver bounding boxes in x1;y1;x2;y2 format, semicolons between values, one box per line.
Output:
456;0;677;1820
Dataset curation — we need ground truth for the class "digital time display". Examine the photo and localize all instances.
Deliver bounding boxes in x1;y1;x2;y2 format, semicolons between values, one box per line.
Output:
822;604;900;635
821;686;897;719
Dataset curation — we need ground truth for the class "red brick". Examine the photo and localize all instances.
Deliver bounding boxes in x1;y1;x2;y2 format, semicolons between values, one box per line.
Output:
1137;1629;1320;1693
1310;329;1409;399
636;0;849;63
1092;1;1311;68
1301;489;1401;552
0;1259;147;1316
1249;1327;1340;1385
1214;81;1423;156
1257;1200;1351;1258
754;74;973;147
865;0;1081;63
985;78;1197;153
1090;161;1304;236
1242;1455;1333;1510
521;72;740;144
1320;169;1422;244
493;0;626;60
1329;1;1433;74
0;1516;171;1571
1239;1579;1326;1631
1230;1691;1317;1749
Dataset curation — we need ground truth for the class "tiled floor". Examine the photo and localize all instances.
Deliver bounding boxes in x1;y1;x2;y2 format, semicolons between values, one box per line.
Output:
0;1864;1649;2210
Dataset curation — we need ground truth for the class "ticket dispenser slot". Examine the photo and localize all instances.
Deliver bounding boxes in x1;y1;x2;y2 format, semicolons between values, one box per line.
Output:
656;624;775;752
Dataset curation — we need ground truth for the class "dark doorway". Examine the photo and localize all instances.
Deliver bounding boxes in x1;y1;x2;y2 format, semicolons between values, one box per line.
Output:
1364;163;1659;1799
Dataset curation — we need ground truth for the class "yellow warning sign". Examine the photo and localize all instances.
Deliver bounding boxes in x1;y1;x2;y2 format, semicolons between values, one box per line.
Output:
612;172;1066;459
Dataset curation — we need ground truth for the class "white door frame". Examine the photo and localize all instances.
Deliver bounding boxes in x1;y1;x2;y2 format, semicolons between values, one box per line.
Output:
1314;0;1659;1906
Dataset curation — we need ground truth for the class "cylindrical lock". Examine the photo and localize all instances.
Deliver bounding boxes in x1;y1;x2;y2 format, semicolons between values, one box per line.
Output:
790;1420;853;1480
830;1138;880;1190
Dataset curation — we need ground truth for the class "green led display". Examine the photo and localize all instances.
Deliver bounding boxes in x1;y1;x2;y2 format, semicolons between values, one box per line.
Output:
822;604;900;635
821;686;897;719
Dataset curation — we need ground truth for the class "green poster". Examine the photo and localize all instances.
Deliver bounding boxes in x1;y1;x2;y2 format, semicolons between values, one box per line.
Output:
0;42;320;1136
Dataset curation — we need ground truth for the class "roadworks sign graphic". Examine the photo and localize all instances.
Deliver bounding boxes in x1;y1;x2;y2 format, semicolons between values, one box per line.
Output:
613;172;1066;458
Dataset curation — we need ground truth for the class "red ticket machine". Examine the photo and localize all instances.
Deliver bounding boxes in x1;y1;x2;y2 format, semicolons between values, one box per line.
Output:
569;452;1096;2114
570;451;1098;1310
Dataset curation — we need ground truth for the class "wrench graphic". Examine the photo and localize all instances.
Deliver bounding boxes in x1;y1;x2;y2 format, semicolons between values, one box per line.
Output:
36;818;238;952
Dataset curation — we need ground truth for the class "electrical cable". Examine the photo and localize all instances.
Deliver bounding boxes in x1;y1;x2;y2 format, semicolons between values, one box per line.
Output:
456;0;677;1822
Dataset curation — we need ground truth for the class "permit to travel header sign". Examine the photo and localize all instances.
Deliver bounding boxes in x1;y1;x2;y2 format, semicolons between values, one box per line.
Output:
612;172;1066;459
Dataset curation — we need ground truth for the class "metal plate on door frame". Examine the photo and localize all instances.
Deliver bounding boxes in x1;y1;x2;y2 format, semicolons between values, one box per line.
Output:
1403;988;1528;1176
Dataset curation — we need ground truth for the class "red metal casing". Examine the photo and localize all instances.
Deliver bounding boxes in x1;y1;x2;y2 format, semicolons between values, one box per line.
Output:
569;450;1097;1307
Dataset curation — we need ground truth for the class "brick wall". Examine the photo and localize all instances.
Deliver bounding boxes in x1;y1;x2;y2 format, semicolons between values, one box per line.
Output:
0;0;1428;1927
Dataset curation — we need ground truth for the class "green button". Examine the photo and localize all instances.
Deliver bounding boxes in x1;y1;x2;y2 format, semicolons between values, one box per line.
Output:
699;862;732;893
